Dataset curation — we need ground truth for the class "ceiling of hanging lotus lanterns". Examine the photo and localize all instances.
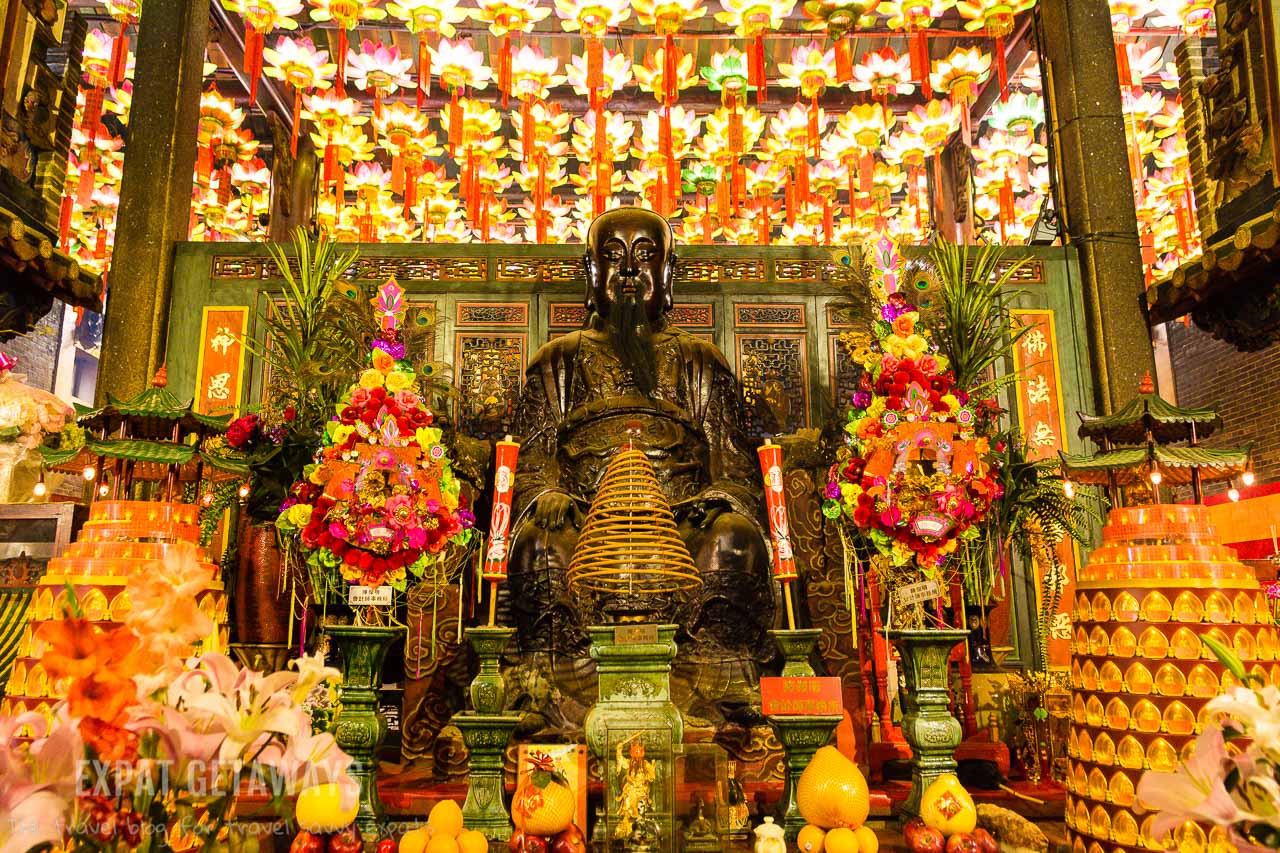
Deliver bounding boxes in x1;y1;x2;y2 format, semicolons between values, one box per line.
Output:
58;0;1211;259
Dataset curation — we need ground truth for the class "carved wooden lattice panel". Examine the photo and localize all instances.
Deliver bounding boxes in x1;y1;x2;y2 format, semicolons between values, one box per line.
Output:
735;333;810;438
735;303;805;328
455;302;529;326
454;334;526;441
829;333;863;407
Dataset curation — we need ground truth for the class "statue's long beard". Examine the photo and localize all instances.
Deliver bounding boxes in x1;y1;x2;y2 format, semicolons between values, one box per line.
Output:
609;293;659;396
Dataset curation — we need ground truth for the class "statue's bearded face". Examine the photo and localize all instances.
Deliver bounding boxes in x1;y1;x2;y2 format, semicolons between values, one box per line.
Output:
586;212;672;326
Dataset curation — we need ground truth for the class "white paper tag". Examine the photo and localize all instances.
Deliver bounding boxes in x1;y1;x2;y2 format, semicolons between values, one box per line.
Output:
348;585;394;606
896;579;942;607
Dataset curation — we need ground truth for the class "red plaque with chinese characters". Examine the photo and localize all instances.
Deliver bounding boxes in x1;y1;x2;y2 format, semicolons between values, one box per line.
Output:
760;676;843;716
194;307;249;415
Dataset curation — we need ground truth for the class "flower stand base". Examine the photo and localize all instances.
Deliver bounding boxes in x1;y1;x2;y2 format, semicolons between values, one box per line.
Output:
582;624;683;761
228;642;293;674
452;712;521;840
769;714;842;842
328;625;398;840
885;628;968;818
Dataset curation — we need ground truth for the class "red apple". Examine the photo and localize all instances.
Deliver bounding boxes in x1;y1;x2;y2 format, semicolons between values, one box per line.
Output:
971;828;997;853
376;840;397;853
945;833;981;853
328;827;362;853
289;832;324;853
550;825;588;853
521;836;549;853
911;826;946;853
903;817;927;846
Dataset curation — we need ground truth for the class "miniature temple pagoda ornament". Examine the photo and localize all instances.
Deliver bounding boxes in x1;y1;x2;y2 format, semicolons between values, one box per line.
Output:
1059;380;1267;853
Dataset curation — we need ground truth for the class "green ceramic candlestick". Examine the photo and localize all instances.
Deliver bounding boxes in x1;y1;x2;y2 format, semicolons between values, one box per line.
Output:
768;628;822;678
327;625;398;839
465;625;514;714
451;625;520;840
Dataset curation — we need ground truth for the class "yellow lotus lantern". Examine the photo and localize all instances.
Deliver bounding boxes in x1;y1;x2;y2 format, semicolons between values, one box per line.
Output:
1152;0;1215;36
1109;0;1156;33
956;0;1033;95
473;0;552;105
430;38;493;153
506;46;564;160
196;88;244;186
972;128;1037;241
779;41;838;157
566;44;632;109
230;161;271;220
869;159;905;218
827;103;894;212
634;47;697;214
512;103;570;241
1145;166;1196;250
882;128;932;225
307;120;375;204
851;47;915;102
211;129;260;203
219;0;302;104
263;35;336;154
801;0;880;81
471;159;513;240
765;104;825;226
810;159;848;242
347;39;414;116
441;97;503;226
556;0;631;114
572;108;633;215
634;106;701;215
374;101;436;203
930;46;990;139
302;90;368;195
633;0;705;112
878;0;954;93
714;0;798;101
387;0;470;104
307;0;387;92
696;104;765;213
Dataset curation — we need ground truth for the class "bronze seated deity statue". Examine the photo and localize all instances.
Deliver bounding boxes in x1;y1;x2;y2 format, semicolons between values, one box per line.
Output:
504;207;778;734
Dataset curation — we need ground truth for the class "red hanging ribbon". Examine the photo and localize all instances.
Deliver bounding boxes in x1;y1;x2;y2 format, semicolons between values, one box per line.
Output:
808;95;820;158
858;152;873;195
324;142;338;186
109;24;130;85
94;227;107;258
716;173;730;223
500;34;512;108
750;35;767;103
448;91;462;154
785;171;796;226
403;165;419;217
521;100;534;160
417;35;430;108
336;30;348;96
392;154;405;194
58;194;73;249
797;157;810;205
995;35;1008;103
758;198;771;243
290;89;301;156
76;164;94;206
81;87;105;138
1115;41;1137;92
587;37;604;89
663;36;677;104
998;175;1014;241
659;104;673;165
914;31;931;98
823;199;833;243
197;142;213;183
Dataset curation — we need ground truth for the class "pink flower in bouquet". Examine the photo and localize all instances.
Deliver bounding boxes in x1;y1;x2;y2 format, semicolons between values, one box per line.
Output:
1136;725;1253;840
373;449;397;470
880;353;901;376
385;495;415;528
349;388;371;407
879;506;903;527
393;390;419;410
0;712;81;853
328;521;349;540
919;355;939;374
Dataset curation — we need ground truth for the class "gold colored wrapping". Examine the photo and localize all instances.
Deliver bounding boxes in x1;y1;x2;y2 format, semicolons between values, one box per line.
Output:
1065;504;1268;853
566;446;702;596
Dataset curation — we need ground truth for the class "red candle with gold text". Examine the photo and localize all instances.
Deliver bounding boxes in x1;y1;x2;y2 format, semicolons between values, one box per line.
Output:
757;440;797;581
483;437;520;581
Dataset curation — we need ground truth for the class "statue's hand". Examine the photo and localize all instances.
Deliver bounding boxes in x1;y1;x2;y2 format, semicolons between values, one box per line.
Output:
534;491;576;530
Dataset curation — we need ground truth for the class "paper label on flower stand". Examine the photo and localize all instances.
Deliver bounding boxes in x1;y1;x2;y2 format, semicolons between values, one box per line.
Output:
760;677;843;716
349;585;394;606
895;579;942;607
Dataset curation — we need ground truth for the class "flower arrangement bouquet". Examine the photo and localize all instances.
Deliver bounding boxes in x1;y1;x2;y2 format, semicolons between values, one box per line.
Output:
276;279;474;610
822;235;1005;598
0;543;354;853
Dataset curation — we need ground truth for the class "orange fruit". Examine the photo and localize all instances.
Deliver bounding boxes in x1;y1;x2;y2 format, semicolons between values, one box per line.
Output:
295;783;358;833
456;830;488;853
796;746;871;830
824;827;858;853
424;837;458;853
398;828;431;853
854;825;878;853
428;799;465;839
512;761;575;836
797;824;827;852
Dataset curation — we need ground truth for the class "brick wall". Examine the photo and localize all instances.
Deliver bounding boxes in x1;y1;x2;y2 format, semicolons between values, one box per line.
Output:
2;303;64;391
1168;319;1280;490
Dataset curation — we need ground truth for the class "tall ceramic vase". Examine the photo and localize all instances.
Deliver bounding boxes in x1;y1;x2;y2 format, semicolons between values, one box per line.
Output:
328;624;398;839
885;628;968;817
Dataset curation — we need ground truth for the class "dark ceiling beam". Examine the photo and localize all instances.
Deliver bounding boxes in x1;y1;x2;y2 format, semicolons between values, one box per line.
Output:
208;3;294;131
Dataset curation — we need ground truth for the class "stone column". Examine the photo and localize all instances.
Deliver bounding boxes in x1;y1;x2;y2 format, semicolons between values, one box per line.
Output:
96;1;207;403
1039;0;1156;412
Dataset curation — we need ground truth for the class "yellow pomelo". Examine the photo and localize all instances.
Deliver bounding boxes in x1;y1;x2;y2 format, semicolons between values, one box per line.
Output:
295;783;358;833
854;825;878;853
920;773;977;836
796;745;870;829
399;828;431;853
797;824;827;852
824;827;858;853
457;830;488;853
424;837;459;853
428;799;465;838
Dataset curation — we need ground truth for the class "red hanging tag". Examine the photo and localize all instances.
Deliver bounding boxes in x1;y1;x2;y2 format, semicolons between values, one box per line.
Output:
392;154;405;194
999;175;1014;238
808;95;820;158
785;172;796;226
758;200;771;243
76;165;94;206
245;29;264;105
587;38;604;89
835;37;853;83
374;91;383;119
751;35;767;103
291;89;301;156
217;168;232;205
847;169;856;219
81;87;105;137
859;152;873;195
914;31;931;98
659;105;673;163
324;143;338;186
823;199;833;243
797;157;810;204
664;36;677;104
109;24;129;85
422;34;437;106
448;92;462;153
521;100;534;159
336;30;348;96
94;227;107;258
728;108;744;153
667;154;679;212
500;34;512;108
1115;40;1136;92
197;143;213;183
593;107;607;164
58;194;73;249
716;175;729;223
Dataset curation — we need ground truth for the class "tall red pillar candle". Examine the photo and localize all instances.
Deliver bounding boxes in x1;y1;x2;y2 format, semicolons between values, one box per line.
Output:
483;436;521;581
757;440;797;582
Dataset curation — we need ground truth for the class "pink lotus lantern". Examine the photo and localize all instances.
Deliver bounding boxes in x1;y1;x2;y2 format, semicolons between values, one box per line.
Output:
347;39;413;117
801;0;881;80
230;161;272;220
374;100;435;205
219;0;302;104
196;88;244;187
571;108;633;216
765;104;825;225
635;48;696;213
473;0;552;106
882;128;932;227
555;0;631;114
307;0;387;93
633;0;705;111
714;0;798;102
779;41;838;157
851;47;915;103
567;46;631;214
955;0;1034;97
634;106;701;215
263;36;336;154
471;159;513;240
302;91;369;200
1151;0;1215;36
509;46;565;159
386;0;469;105
429;38;493;154
930;46;990;141
512;102;571;241
878;0;954;95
